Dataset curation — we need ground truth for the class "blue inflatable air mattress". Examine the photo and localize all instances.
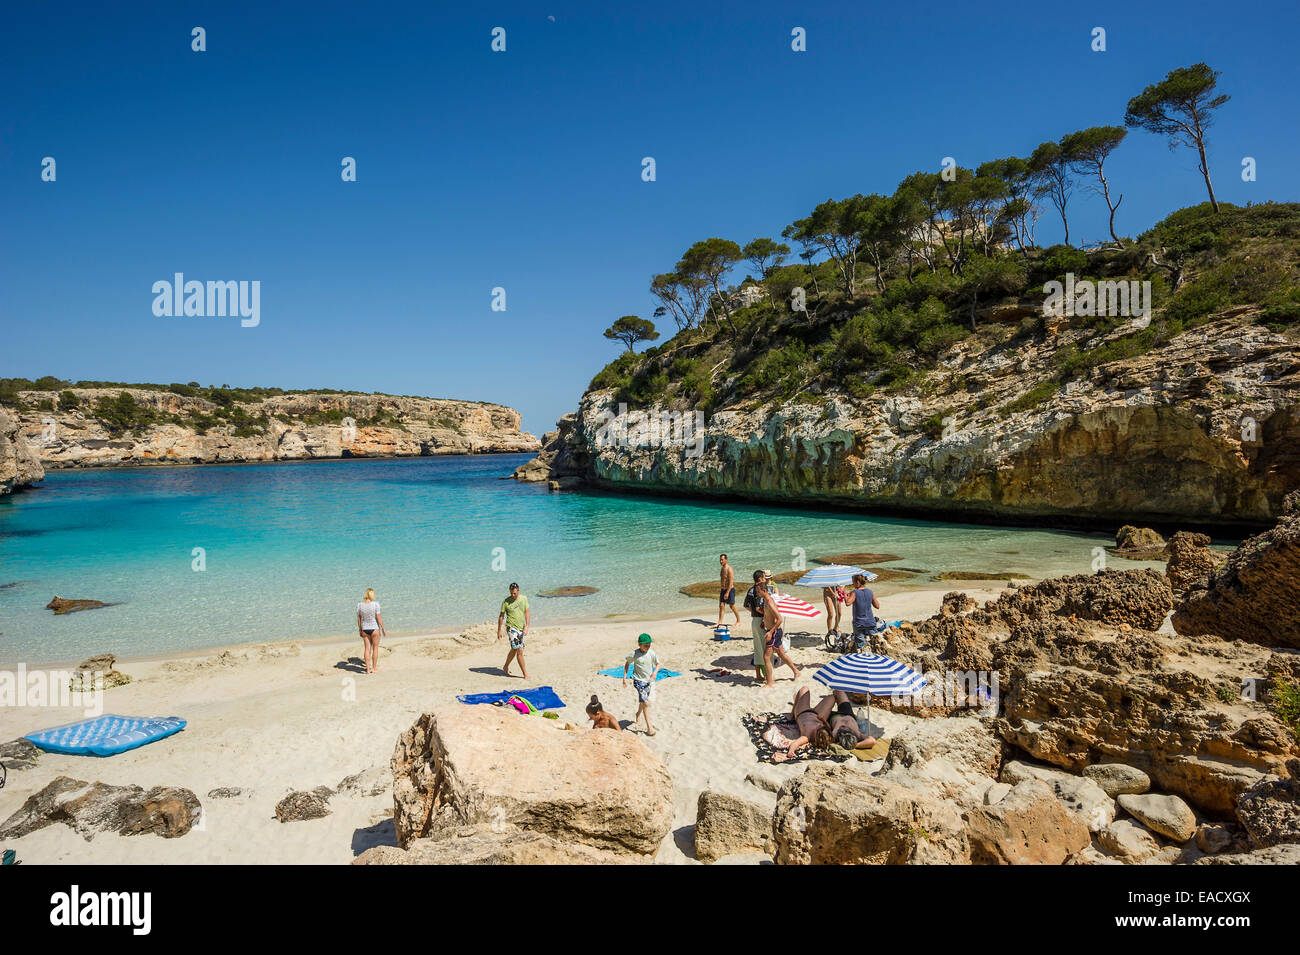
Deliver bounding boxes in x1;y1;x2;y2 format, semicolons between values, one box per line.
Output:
24;714;187;756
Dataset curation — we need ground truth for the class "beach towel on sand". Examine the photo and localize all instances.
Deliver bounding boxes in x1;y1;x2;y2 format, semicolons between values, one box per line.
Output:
597;667;681;681
25;715;186;757
457;687;565;709
741;713;850;765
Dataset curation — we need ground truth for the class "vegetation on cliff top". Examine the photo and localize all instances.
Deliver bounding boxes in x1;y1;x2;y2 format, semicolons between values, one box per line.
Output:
585;64;1298;418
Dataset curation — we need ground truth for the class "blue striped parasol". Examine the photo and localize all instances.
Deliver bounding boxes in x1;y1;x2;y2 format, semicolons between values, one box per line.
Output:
794;564;877;586
812;653;927;726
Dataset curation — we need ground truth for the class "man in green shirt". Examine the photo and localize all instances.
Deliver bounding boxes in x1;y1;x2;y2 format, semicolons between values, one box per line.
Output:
497;582;531;678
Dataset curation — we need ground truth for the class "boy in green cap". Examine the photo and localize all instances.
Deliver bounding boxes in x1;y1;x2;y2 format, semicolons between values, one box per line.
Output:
622;633;660;736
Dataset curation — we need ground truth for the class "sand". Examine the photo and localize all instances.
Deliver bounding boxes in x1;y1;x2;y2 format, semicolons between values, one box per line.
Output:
0;585;1002;864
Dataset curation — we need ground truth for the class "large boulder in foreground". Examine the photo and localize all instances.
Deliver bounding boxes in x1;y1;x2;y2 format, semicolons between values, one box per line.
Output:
963;780;1092;865
391;705;672;856
0;776;200;841
1235;763;1300;848
354;823;639;865
983;569;1173;631
773;765;970;865
1173;491;1300;649
694;791;772;863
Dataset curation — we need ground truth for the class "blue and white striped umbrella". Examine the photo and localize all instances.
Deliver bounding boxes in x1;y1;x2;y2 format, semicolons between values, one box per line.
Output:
812;653;927;697
794;563;877;587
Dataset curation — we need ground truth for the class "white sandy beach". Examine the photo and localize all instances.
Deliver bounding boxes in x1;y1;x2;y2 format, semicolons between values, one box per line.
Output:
0;585;1002;864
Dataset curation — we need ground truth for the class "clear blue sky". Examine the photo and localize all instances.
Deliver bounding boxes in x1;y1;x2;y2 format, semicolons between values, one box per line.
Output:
2;0;1297;434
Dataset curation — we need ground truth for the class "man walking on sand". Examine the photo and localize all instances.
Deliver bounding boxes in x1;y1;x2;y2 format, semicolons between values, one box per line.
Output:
761;579;801;687
717;553;740;629
497;582;530;678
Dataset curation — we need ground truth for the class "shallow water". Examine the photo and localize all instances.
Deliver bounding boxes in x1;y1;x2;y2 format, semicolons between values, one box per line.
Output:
0;455;1201;664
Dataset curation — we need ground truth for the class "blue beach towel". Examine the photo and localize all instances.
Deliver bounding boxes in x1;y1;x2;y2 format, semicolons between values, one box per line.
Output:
25;714;187;757
597;667;681;681
457;686;565;709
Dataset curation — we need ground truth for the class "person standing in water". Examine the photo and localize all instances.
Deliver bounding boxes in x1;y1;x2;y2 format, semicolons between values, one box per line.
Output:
497;582;530;679
716;554;740;629
356;588;386;675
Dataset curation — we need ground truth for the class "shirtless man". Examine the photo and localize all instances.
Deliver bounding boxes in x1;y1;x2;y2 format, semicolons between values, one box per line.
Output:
772;686;877;762
716;554;740;628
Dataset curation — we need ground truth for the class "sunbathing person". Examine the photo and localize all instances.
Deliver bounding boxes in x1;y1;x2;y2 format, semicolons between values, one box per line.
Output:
771;686;876;762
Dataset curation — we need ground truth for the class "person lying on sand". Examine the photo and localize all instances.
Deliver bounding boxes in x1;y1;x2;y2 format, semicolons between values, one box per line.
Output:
771;686;877;763
586;695;621;731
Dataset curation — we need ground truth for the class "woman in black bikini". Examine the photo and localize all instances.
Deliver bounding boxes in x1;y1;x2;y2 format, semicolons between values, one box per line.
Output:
772;686;877;762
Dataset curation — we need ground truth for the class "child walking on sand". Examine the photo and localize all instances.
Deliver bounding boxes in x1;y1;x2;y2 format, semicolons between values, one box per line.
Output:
622;633;660;736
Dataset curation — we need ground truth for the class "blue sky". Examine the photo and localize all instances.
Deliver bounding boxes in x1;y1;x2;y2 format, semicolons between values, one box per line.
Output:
2;1;1297;434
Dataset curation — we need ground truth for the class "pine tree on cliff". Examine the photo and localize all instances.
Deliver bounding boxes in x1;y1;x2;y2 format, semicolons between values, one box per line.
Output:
602;315;659;354
1125;63;1230;213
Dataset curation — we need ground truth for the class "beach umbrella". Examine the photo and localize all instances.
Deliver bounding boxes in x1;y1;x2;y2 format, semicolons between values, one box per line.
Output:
794;563;877;587
812;652;927;728
773;594;820;618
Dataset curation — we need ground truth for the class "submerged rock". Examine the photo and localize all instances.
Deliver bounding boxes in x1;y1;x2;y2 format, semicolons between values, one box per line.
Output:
0;776;200;841
46;596;112;615
536;586;600;597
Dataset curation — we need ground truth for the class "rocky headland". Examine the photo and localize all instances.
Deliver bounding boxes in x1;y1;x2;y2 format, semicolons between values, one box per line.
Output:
2;386;538;470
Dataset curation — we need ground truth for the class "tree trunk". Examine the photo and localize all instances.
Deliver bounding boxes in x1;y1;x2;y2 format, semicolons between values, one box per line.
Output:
1196;140;1219;213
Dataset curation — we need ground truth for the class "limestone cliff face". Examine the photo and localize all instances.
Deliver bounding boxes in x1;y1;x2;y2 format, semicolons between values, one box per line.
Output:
518;313;1300;524
0;406;45;493
12;390;538;468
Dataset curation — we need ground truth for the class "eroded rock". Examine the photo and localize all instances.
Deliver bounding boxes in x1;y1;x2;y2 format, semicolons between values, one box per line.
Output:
0;776;200;841
694;791;772;862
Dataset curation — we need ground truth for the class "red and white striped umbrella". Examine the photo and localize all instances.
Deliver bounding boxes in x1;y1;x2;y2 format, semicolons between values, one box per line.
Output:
774;594;821;618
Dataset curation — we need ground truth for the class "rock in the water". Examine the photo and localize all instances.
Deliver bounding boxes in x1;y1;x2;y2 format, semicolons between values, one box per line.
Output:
1235;772;1300;848
45;596;111;615
962;780;1092;865
1117;793;1197;842
275;790;331;823
694;791;772;862
773;765;970;865
1098;818;1163;863
1173;495;1300;649
391;704;672;856
679;581;720;598
536;586;599;597
354;823;639;865
1083;763;1152;797
0;776;200;840
1115;526;1167;560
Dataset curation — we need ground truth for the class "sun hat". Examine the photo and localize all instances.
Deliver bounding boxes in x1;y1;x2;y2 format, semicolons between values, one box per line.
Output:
638;633;652;644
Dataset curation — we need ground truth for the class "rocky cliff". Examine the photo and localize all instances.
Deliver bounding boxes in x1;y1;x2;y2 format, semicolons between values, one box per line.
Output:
517;309;1299;525
0;406;45;493
8;389;538;469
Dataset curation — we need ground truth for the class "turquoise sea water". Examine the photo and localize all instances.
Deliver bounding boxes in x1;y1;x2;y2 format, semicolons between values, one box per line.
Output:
0;455;1184;665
